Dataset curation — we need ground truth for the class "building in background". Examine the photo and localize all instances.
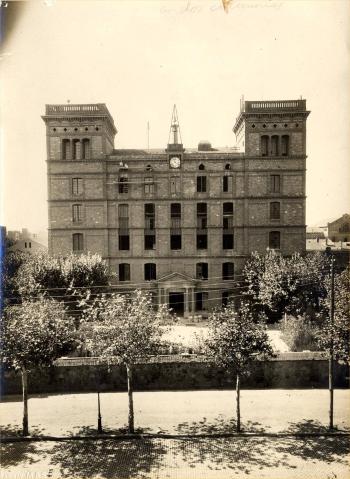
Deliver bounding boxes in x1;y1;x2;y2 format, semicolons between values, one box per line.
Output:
328;214;350;243
42;100;309;315
6;228;48;254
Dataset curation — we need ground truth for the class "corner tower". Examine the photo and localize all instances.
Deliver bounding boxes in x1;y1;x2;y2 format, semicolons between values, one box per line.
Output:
42;103;117;161
42;104;117;256
233;100;310;256
233;99;310;157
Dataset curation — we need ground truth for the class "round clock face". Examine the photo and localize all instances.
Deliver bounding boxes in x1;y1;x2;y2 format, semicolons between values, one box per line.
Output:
170;156;181;168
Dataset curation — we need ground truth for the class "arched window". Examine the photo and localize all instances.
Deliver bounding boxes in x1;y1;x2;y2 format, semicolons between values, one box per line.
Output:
225;164;231;170
82;138;90;159
72;139;81;160
198;163;205;170
261;135;269;156
72;233;83;252
269;231;280;249
62;139;71;160
271;135;279;156
281;135;289;156
146;164;153;171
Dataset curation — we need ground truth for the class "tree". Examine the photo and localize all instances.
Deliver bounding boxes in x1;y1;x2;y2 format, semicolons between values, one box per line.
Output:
1;250;29;305
243;251;329;321
1;297;76;435
205;301;275;432
13;252;110;323
83;290;169;433
316;266;350;364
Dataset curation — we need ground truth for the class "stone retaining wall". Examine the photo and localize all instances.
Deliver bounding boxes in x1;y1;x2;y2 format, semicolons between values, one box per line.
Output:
1;354;348;395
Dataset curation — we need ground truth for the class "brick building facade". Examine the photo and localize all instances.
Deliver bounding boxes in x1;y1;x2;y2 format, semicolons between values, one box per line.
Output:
42;100;309;315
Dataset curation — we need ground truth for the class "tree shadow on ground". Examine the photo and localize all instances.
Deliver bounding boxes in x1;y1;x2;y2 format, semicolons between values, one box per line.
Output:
0;425;47;468
0;424;45;437
49;439;168;478
69;425;153;436
177;437;294;474
176;419;350;474
175;415;270;434
278;419;350;465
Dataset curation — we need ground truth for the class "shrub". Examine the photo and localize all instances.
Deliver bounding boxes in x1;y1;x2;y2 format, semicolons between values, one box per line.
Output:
280;315;319;351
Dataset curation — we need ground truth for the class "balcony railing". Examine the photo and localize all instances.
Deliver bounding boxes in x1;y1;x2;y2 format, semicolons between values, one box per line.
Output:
45;104;109;115
243;100;306;112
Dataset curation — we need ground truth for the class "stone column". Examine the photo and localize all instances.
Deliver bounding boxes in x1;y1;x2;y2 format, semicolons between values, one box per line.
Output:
184;287;189;317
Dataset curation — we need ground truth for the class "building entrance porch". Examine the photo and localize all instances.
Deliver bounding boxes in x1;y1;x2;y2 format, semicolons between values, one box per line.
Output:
155;272;197;318
168;292;184;316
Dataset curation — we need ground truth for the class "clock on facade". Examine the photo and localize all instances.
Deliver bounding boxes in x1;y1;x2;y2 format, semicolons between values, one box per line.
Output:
169;156;181;169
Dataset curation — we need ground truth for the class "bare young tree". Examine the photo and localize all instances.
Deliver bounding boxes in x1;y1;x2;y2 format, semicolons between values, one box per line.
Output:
1;297;75;435
205;301;275;432
84;290;169;434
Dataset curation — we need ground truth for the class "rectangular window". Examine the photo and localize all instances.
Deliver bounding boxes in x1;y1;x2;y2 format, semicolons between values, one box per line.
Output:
270;202;281;220
222;291;230;307
197;176;207;193
197;203;207;230
170;235;182;250
119;263;130;282
196;263;208;280
222;262;234;280
144;263;156;281
145;203;155;230
72;233;83;252
170;176;180;194
144;234;156;250
144;177;154;194
145;203;155;249
271;175;281;193
223;203;234;229
223;175;232;193
223;234;234;249
118;204;129;250
118;176;129;194
119;204;129;231
119;235;130;250
72;204;83;223
195;292;209;312
196;234;208;249
72;178;83;196
170;203;181;250
269;231;281;249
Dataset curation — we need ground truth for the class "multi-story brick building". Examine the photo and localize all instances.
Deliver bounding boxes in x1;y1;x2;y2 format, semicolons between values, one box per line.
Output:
42;99;309;315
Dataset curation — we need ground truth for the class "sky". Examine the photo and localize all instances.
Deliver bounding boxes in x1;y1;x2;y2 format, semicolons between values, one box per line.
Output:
1;0;349;233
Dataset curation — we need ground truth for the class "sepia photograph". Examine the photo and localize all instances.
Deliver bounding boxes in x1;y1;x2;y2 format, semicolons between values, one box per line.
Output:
0;0;349;478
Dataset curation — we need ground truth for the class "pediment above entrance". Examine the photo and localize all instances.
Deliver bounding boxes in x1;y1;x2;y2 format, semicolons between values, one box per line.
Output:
155;271;197;288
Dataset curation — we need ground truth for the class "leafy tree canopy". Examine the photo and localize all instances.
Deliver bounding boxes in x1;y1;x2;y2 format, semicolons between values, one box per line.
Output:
316;266;350;364
84;290;169;365
15;252;110;298
205;301;275;375
1;297;76;371
243;251;329;320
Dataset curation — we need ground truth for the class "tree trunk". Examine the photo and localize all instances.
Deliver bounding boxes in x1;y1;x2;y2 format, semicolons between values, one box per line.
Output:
236;373;241;433
126;364;134;434
21;368;29;436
